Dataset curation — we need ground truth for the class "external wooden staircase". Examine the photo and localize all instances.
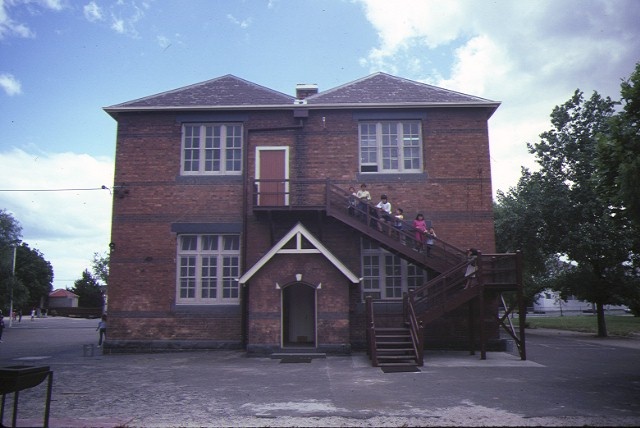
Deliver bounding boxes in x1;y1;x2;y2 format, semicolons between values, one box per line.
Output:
373;327;420;367
250;179;526;367
324;183;526;367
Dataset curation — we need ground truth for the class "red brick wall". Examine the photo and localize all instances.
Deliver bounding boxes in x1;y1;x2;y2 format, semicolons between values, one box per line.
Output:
246;253;352;348
107;104;498;351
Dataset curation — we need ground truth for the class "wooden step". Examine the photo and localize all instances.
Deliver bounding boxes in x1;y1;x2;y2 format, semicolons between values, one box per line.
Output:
378;362;419;367
376;347;414;352
376;337;411;341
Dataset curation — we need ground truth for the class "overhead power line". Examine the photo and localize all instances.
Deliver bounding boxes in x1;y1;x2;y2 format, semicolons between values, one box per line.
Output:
0;185;111;193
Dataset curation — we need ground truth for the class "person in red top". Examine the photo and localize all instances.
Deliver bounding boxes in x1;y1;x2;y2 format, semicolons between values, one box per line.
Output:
413;213;427;251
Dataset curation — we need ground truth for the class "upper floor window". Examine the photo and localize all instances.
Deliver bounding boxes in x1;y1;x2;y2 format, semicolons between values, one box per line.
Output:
359;121;422;173
177;234;241;304
182;124;243;175
360;238;428;300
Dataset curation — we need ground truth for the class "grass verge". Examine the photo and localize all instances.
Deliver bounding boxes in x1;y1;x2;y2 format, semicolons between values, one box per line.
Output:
519;314;639;336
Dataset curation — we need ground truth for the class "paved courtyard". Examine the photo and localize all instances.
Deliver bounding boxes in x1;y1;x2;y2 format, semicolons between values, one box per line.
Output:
1;316;639;427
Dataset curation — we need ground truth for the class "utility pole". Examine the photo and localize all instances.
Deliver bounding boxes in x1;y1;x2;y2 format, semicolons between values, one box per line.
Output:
9;244;16;328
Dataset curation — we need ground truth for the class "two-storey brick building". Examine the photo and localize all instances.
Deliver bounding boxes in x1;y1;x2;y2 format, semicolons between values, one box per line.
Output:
103;73;524;362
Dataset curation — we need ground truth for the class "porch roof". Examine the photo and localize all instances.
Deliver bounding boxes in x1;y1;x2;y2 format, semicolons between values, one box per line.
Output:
238;222;360;285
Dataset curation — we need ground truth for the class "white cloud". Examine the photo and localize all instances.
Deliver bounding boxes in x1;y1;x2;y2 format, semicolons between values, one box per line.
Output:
0;148;114;290
227;14;252;29
79;0;147;37
110;16;125;34
40;0;64;11
108;1;147;37
0;0;65;40
0;1;35;39
0;73;22;96
156;34;169;48
355;0;640;195
83;1;103;22
359;0;464;56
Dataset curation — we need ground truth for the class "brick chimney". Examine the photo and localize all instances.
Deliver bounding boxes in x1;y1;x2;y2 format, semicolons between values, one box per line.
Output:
296;84;318;100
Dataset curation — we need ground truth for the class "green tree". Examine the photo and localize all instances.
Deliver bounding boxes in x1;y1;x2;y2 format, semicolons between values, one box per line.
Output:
494;169;551;309
0;209;22;245
0;209;23;313
526;89;636;336
15;243;54;311
597;61;640;229
70;269;105;308
91;252;109;288
595;62;640;315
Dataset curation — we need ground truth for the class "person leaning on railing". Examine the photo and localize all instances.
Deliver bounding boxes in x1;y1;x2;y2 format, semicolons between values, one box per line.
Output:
463;248;479;289
374;194;392;232
347;186;358;216
356;183;371;221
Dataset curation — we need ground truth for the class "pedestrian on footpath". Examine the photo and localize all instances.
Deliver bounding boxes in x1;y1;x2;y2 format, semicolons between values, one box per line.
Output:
0;312;5;343
97;314;107;347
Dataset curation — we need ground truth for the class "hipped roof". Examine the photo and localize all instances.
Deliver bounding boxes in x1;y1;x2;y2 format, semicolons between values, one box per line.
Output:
104;72;500;117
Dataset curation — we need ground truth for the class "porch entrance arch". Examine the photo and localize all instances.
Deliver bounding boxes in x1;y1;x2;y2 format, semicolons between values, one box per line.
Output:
281;282;316;347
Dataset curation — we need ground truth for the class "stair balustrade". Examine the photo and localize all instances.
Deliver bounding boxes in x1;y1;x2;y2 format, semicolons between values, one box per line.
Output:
251;179;525;363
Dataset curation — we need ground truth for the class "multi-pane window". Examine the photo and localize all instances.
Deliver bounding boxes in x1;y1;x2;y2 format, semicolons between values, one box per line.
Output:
182;124;243;175
177;234;240;304
359;121;422;173
361;238;428;300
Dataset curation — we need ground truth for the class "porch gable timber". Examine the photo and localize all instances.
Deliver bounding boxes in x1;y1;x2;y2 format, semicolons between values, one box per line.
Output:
238;222;360;285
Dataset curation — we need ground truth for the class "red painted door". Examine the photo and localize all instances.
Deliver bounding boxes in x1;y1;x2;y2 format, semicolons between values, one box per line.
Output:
258;149;287;206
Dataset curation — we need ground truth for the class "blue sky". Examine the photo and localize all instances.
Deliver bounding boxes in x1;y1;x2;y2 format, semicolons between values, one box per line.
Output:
1;0;639;290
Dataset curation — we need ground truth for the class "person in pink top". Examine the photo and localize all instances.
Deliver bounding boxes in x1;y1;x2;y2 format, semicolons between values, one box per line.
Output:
413;213;427;251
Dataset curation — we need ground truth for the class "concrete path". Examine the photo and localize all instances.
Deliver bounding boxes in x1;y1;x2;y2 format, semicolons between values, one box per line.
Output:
1;317;639;427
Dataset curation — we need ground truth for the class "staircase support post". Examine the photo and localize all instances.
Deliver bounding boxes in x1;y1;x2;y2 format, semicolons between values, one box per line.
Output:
468;299;475;356
479;287;486;360
516;250;527;360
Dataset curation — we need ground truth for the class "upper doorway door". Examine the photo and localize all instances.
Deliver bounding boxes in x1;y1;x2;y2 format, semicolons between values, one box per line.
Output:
256;147;288;206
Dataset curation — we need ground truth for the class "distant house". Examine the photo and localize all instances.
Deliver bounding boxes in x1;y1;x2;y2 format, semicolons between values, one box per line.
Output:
533;289;628;314
48;289;79;308
103;73;524;363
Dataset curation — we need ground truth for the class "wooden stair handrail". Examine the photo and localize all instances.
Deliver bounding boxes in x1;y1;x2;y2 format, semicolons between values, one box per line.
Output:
404;293;424;366
365;296;378;365
325;182;467;272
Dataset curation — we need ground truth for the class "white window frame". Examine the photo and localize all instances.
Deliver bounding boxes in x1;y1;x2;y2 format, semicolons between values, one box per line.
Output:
181;123;243;175
359;121;422;173
360;238;428;300
176;234;241;305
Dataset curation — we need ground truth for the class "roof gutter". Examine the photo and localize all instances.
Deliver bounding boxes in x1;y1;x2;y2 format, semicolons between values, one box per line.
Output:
103;101;501;119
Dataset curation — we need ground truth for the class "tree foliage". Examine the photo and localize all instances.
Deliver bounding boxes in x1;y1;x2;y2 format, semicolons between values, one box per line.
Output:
15;243;54;310
0;211;54;313
0;209;22;246
69;269;105;308
494;169;550;306
496;83;640;336
595;62;640;314
596;61;640;228
0;210;23;313
91;252;109;288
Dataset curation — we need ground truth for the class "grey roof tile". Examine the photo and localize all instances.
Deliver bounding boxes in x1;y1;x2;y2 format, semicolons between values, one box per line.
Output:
306;72;496;105
107;74;295;108
105;72;498;112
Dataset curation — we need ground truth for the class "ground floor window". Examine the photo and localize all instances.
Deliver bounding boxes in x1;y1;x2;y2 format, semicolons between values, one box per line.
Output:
176;234;240;304
360;238;428;300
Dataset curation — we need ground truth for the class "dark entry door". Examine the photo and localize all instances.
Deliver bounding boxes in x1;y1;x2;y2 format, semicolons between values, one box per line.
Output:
282;284;315;347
